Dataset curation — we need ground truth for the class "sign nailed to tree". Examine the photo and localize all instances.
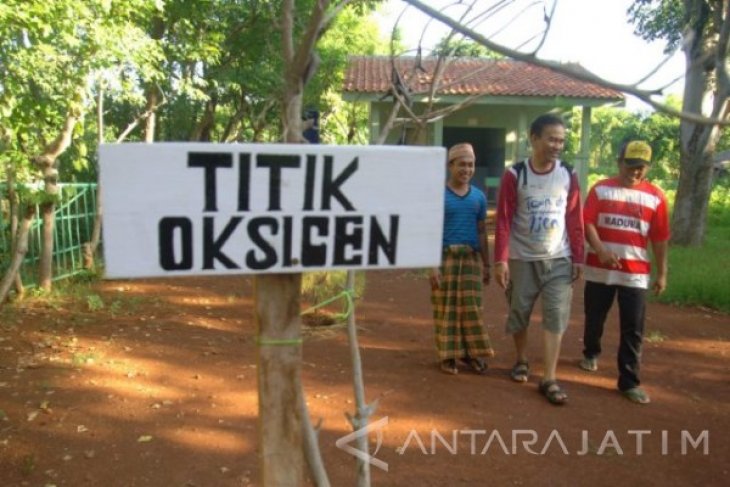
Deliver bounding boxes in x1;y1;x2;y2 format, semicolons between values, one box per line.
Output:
99;143;446;278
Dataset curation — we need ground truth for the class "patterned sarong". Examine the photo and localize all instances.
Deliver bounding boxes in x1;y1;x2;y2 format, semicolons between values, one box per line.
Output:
431;245;495;360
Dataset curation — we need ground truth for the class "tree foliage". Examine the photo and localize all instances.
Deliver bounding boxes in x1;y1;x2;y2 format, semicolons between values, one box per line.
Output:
432;37;503;58
0;0;386;293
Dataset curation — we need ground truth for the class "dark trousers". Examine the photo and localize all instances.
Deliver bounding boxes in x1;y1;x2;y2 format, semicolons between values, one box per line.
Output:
583;281;646;391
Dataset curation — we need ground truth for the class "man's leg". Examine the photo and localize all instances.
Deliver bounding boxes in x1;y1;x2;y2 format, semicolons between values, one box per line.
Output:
583;281;616;361
540;258;573;383
513;328;528;364
505;260;539;364
505;260;539;382
542;329;563;382
616;286;647;392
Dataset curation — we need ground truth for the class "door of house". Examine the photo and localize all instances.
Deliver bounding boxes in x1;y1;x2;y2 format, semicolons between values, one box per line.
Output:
442;127;506;205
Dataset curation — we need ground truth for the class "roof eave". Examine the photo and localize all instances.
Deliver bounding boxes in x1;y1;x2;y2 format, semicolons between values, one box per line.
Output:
342;91;625;107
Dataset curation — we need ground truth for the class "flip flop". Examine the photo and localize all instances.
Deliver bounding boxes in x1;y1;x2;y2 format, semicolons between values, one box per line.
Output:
622;387;650;404
510;361;529;382
579;357;598;372
440;359;458;375
539;380;568;405
460;357;488;375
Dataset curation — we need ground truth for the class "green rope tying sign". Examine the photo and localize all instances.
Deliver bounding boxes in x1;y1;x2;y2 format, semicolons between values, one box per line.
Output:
300;288;354;322
256;289;355;346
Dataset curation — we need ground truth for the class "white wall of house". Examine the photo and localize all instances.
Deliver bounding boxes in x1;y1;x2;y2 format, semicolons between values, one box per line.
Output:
365;99;596;193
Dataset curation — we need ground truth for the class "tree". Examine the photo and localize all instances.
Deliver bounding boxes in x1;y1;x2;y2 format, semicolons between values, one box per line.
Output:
630;0;729;245
0;0;162;290
565;101;681;180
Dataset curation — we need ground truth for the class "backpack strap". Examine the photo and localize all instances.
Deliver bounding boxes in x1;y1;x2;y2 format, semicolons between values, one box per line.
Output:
513;160;573;189
513;161;527;188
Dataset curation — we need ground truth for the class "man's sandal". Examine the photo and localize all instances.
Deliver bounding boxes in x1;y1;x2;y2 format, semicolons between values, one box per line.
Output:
440;359;458;375
622;387;650;404
539;380;568;405
461;357;488;375
510;361;530;382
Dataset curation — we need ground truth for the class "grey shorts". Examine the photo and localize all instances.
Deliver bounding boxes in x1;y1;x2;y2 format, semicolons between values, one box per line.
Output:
505;257;574;335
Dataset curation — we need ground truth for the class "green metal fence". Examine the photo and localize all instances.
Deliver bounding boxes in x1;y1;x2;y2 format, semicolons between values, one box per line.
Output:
0;183;98;287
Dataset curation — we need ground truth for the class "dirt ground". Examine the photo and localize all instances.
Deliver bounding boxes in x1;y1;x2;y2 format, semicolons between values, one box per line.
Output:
0;265;728;486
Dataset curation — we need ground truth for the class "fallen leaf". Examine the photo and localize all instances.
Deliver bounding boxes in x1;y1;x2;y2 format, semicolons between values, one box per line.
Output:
27;411;39;422
137;435;153;443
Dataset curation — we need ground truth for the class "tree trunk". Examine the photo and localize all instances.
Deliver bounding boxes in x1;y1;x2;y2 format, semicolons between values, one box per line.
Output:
255;1;339;484
84;184;103;270
256;273;304;487
85;81;106;269
38;200;55;290
143;85;159;143
143;15;165;143
0;205;33;305
671;144;715;246
670;1;727;246
6;166;25;295
32;104;79;290
190;95;217;142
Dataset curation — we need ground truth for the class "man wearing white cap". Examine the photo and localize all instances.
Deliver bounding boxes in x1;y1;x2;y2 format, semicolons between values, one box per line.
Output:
579;140;670;404
430;142;495;375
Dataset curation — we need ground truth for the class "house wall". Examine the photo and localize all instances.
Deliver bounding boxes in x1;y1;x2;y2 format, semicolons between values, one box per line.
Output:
368;101;591;194
369;102;560;166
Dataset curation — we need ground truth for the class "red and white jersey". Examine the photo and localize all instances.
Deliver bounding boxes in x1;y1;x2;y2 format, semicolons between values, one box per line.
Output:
583;177;670;289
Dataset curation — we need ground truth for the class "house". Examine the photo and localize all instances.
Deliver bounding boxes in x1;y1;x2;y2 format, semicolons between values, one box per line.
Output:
342;55;624;200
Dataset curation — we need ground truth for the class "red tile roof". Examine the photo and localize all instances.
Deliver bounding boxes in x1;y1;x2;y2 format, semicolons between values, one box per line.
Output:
344;56;623;100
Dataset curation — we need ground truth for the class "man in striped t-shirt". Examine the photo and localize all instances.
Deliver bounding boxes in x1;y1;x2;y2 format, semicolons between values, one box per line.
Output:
580;140;670;404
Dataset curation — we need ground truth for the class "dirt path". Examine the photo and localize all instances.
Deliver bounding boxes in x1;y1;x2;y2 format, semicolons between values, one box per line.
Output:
0;269;728;486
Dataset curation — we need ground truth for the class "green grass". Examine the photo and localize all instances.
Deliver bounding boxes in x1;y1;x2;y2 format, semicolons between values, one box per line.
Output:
654;183;730;313
657;221;730;312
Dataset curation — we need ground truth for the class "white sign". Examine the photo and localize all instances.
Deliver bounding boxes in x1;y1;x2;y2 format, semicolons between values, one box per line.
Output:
99;143;446;278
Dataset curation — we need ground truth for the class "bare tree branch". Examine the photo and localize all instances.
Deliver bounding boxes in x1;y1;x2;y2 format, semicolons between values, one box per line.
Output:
115;97;168;143
401;0;730;126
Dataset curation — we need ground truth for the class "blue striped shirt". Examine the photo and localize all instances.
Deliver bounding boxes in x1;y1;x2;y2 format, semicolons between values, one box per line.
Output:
442;185;487;251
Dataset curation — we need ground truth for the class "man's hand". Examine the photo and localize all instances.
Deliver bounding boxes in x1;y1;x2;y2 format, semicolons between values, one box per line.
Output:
429;268;441;291
572;263;584;282
482;265;491;286
596;248;621;269
652;274;667;295
494;262;509;289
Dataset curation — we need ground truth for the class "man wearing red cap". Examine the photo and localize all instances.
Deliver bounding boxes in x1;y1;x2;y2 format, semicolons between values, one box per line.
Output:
430;142;494;375
579;140;670;405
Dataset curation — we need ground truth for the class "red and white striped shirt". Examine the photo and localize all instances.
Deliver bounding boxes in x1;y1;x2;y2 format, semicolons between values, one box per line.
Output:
583;177;670;289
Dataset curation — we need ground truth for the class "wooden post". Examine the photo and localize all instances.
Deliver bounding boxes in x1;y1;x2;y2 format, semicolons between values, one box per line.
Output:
255;273;304;486
345;270;371;486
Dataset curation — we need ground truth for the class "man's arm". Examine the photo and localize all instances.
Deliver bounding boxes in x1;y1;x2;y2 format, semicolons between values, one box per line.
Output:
494;171;517;289
651;240;668;295
566;171;585;280
478;219;490;285
586;223;621;269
